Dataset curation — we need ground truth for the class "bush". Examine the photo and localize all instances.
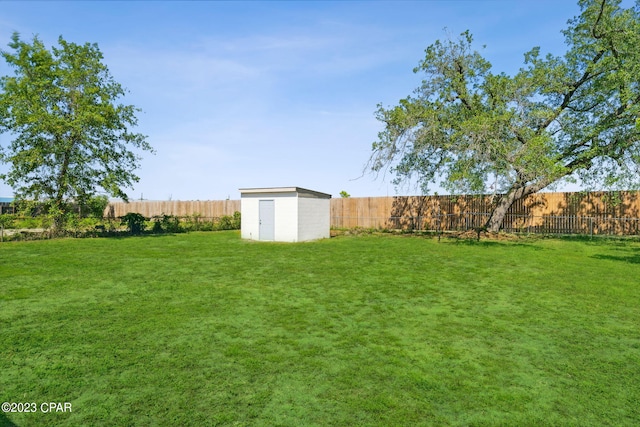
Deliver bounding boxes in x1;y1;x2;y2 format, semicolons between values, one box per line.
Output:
84;195;109;218
183;213;204;232
199;221;214;232
217;215;234;230
120;213;147;235
0;214;15;229
152;220;163;233
217;211;241;230
151;214;183;234
13;216;47;229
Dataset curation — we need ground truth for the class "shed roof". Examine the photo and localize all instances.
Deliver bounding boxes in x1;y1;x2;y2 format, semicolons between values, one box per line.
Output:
239;187;331;199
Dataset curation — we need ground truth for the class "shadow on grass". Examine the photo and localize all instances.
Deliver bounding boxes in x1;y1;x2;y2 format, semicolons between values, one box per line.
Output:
98;232;181;240
334;229;550;249
443;239;545;250
0;413;18;427
555;234;640;246
592;247;640;264
451;233;640;248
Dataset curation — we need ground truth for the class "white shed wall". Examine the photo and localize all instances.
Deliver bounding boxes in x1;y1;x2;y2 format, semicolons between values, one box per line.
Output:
298;197;330;241
240;191;299;242
240;196;259;240
275;195;298;242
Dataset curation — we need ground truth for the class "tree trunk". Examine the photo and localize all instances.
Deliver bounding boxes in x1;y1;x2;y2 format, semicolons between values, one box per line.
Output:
485;193;517;233
53;150;71;231
485;182;548;233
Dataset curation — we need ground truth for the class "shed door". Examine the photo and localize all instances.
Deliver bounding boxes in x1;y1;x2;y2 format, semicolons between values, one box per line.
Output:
259;200;275;241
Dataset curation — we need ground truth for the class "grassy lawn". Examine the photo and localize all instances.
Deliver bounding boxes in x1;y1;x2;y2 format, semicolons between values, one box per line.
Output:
1;231;639;426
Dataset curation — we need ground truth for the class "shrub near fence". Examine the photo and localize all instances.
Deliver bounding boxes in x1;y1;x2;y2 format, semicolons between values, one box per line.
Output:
0;213;241;241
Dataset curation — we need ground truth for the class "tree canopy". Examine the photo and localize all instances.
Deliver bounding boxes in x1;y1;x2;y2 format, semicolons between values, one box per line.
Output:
369;0;640;232
0;33;153;227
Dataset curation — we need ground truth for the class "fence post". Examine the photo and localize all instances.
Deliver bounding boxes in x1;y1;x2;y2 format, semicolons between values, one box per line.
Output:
589;217;593;238
1;225;3;242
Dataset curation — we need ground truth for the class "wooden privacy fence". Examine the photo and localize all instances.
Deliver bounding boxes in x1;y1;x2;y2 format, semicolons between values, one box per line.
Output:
378;213;640;235
105;191;640;235
330;191;640;235
105;199;240;218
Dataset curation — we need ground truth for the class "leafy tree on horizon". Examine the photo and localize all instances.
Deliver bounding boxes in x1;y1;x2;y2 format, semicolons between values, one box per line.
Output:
0;33;153;229
369;0;640;232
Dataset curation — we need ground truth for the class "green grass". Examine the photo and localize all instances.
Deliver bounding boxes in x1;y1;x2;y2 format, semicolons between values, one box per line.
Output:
1;231;639;426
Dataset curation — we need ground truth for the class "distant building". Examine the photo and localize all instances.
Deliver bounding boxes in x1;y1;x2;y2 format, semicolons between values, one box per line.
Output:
0;197;14;214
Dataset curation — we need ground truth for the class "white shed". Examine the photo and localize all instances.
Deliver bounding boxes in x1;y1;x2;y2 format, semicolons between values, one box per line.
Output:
239;187;331;242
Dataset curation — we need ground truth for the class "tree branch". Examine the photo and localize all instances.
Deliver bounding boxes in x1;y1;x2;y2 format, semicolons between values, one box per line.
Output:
592;0;607;39
536;50;605;133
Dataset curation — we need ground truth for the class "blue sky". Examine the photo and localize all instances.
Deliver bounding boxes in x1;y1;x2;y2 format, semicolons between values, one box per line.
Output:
0;1;611;201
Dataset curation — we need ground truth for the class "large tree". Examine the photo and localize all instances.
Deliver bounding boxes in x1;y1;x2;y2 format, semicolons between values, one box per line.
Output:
0;33;153;227
369;0;640;232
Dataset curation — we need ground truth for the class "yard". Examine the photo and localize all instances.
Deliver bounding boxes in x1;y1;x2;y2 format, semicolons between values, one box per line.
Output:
1;231;639;426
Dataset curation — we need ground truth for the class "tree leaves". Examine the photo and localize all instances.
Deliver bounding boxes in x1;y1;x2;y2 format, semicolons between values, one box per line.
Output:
0;33;153;226
369;0;640;230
